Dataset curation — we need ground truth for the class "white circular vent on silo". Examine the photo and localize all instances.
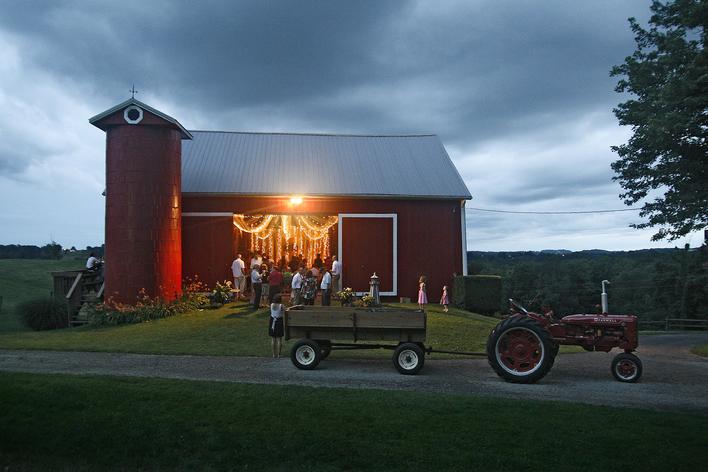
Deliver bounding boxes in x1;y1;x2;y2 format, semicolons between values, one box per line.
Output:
124;105;144;124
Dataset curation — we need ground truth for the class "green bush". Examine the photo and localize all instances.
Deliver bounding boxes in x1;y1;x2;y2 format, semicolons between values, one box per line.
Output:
88;289;198;327
17;297;68;331
453;275;503;315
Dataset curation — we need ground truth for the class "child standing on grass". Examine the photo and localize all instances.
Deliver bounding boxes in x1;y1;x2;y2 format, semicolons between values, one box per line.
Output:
418;275;428;311
269;294;284;358
440;285;449;313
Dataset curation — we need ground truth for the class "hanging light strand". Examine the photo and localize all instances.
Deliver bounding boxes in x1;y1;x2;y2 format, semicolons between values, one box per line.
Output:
233;214;274;234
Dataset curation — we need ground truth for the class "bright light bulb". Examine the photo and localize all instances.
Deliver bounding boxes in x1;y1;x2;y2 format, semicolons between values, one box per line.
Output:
290;196;303;205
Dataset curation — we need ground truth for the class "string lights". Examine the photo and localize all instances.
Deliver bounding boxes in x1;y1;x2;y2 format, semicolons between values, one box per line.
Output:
233;214;338;263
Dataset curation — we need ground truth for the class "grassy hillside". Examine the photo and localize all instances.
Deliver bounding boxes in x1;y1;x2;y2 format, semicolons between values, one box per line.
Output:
0;302;498;358
0;258;85;332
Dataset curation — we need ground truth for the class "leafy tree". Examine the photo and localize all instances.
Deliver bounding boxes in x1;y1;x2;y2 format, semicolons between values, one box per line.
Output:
610;0;707;240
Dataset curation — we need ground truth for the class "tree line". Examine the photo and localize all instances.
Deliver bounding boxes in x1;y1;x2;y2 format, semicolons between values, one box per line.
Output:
468;246;707;320
0;244;104;260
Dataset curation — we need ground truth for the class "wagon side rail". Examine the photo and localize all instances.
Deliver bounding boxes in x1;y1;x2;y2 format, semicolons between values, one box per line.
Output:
284;306;426;343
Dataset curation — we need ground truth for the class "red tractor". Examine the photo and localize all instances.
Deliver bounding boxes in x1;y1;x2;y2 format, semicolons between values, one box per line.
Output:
487;298;642;384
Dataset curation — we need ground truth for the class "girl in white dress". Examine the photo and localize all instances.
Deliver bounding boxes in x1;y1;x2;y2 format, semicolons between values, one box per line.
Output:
269;295;284;358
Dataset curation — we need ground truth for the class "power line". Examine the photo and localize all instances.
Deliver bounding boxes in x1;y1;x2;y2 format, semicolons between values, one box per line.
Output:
467;207;641;215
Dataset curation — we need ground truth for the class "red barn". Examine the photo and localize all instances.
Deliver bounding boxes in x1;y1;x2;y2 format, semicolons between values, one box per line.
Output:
90;98;471;303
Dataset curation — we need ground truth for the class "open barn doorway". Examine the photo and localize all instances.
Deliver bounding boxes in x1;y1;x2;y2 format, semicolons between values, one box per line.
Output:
183;212;397;297
233;214;338;272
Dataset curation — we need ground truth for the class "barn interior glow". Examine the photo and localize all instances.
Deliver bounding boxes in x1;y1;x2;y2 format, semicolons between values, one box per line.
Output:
233;214;338;264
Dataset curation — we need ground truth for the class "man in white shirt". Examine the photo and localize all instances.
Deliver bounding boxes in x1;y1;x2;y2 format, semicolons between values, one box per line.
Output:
320;267;332;306
290;267;304;305
86;253;100;271
250;252;263;272
251;264;263;310
231;254;246;300
331;255;341;292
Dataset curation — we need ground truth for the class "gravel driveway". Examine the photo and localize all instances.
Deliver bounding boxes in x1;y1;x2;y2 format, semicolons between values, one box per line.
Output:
2;332;707;413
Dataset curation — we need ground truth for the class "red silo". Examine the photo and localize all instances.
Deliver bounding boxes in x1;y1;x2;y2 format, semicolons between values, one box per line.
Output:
90;99;192;303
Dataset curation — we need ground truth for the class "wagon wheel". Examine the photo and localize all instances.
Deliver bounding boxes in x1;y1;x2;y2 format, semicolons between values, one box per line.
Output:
486;316;554;384
611;352;643;383
290;339;322;370
393;343;425;375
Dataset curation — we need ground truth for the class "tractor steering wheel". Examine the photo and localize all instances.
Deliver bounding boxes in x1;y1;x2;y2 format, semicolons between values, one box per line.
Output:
508;298;529;314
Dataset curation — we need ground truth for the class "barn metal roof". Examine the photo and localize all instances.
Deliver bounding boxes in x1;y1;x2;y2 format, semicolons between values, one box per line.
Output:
181;131;471;199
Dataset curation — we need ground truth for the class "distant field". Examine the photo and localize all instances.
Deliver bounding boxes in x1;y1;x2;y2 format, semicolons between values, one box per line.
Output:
1;372;706;471
0;258;85;332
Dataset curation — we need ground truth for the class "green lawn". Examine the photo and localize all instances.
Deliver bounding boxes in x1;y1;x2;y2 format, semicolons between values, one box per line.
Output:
0;258;85;332
691;343;708;357
1;372;706;471
0;302;499;358
0;256;580;357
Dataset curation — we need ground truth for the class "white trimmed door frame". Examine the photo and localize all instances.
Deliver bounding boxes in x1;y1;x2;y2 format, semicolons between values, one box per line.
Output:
337;213;398;296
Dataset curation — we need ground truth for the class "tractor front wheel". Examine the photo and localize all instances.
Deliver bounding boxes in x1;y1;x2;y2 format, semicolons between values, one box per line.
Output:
611;352;642;383
487;316;554;384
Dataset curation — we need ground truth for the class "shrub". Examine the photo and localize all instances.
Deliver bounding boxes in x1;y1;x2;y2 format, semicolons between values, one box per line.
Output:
453;275;503;315
89;289;195;327
182;276;210;309
17;297;68;331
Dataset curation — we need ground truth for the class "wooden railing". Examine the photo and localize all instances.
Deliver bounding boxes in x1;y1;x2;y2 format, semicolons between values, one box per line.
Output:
638;318;708;331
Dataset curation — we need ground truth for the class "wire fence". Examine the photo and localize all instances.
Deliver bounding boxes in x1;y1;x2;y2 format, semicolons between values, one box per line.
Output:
638;318;708;331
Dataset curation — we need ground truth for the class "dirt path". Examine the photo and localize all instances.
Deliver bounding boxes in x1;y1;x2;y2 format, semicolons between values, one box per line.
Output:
2;333;707;413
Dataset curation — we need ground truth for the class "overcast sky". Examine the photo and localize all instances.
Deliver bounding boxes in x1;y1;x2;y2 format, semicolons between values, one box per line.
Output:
0;0;701;251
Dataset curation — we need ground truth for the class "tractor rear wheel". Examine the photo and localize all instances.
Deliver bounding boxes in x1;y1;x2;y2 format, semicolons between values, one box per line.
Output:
487;316;554;384
611;352;642;382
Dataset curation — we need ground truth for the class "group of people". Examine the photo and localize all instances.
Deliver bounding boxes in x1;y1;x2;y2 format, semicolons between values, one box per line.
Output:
230;251;342;311
231;252;454;358
230;251;342;358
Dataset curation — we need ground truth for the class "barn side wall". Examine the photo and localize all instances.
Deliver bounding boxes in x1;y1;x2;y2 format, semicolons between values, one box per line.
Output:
181;196;464;300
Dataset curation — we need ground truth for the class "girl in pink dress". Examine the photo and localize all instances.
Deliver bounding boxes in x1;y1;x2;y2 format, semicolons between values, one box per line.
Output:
440;285;449;312
418;276;428;311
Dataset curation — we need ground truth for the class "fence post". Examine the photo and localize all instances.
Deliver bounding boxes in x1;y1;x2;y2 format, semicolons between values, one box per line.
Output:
665;317;669;331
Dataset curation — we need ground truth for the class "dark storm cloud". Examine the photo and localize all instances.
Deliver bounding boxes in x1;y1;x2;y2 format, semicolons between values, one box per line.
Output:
0;0;406;109
4;0;689;250
0;0;646;143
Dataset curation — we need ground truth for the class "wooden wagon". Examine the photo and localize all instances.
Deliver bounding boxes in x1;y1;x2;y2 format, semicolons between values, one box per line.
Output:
284;305;428;374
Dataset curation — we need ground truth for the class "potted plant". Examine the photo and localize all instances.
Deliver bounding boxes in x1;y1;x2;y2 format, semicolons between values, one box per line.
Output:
336;287;355;307
211;280;233;307
359;294;375;307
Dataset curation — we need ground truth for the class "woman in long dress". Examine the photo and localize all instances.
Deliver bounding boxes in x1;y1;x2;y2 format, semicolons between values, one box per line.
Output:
418;275;428;311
